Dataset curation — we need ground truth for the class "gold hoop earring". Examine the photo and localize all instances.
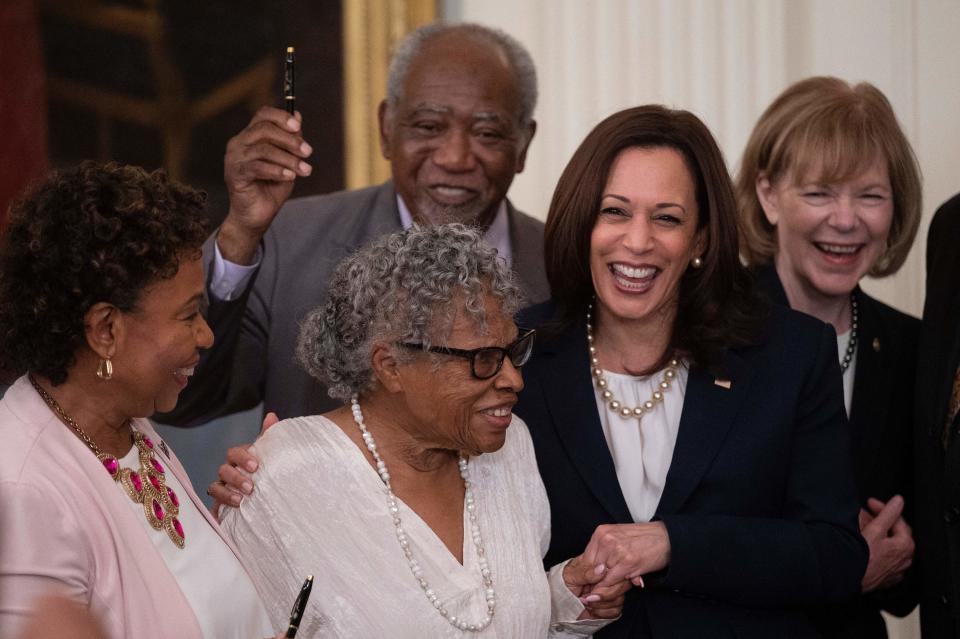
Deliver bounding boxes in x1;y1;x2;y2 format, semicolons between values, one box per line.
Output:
691;256;703;269
96;358;113;380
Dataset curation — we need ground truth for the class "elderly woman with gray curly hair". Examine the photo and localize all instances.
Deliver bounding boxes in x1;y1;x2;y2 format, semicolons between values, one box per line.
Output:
219;223;627;638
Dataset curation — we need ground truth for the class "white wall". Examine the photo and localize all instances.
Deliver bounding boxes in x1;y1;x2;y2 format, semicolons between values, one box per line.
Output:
446;0;960;319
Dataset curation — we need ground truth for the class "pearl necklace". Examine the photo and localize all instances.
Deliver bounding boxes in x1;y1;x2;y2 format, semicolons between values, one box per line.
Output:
586;304;679;420
350;397;495;632
29;375;185;548
839;291;858;375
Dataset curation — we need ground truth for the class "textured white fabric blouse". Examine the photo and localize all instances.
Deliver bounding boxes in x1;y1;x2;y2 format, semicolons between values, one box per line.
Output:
220;414;608;638
593;364;689;523
115;444;272;639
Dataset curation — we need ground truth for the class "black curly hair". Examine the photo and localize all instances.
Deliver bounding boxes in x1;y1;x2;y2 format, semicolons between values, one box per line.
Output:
0;162;211;385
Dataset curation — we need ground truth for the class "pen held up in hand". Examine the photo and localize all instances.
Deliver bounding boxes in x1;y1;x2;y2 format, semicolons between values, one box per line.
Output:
284;46;296;115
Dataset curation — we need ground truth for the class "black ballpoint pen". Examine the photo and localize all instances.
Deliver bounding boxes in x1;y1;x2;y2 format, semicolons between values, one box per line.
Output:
284;46;296;115
285;575;313;638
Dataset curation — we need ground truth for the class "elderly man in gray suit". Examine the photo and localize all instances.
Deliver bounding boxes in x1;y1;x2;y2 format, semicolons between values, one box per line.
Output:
159;23;546;426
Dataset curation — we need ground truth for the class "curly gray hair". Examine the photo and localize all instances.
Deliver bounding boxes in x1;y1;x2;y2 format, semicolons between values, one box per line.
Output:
297;224;523;402
386;21;538;129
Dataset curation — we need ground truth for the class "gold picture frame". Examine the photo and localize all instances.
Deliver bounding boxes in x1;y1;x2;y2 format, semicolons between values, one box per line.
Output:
342;0;436;189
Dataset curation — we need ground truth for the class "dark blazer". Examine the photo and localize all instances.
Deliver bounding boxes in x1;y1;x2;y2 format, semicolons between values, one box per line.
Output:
516;301;867;639
159;181;550;425
915;193;960;638
756;266;919;637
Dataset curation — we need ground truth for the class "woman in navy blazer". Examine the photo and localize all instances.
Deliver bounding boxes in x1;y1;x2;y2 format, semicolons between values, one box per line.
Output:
736;77;922;637
515;105;867;638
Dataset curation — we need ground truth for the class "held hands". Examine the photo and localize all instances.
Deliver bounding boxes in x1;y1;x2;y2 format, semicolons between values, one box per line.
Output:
220;107;313;264
561;522;671;620
859;495;915;592
583;522;671;589
207;412;276;519
562;555;630;620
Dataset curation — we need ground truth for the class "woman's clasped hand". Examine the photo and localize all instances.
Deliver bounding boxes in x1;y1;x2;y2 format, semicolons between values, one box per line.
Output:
576;523;671;589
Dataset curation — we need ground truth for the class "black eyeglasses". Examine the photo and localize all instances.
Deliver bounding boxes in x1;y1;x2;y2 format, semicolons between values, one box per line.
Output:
397;328;536;380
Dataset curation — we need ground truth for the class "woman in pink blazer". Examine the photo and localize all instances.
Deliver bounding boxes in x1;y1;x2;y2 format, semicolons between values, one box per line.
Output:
0;163;275;639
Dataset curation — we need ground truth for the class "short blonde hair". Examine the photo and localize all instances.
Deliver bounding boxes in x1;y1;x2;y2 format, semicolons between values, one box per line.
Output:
735;76;922;277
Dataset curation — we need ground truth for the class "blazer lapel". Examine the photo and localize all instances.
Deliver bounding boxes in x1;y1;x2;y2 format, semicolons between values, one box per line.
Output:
848;289;884;476
540;325;633;523
506;200;550;304
656;349;755;515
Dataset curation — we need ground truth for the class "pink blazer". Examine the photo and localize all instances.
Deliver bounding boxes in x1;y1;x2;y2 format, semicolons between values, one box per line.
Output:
0;376;250;638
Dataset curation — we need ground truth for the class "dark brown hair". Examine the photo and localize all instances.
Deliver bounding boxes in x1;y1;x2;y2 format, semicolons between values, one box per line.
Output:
736;76;922;276
0;161;210;384
545;105;763;371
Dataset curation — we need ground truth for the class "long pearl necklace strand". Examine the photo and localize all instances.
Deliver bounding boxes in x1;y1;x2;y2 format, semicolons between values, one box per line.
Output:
839;291;858;375
350;396;495;632
587;304;679;420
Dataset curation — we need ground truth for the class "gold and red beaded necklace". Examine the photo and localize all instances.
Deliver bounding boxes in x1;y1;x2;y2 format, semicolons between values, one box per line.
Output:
29;375;185;548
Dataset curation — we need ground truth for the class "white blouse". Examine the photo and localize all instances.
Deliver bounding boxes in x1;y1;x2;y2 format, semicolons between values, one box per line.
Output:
117;443;272;639
220;415;608;638
837;329;857;414
593;364;689;523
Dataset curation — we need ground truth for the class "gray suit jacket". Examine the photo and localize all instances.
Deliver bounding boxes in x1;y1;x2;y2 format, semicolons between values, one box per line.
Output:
159;181;548;425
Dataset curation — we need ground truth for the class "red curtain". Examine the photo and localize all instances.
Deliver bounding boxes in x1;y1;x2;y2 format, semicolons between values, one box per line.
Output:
0;0;48;232
0;0;45;383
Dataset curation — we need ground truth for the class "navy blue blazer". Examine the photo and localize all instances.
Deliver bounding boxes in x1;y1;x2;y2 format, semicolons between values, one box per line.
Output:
516;301;867;638
756;266;919;638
